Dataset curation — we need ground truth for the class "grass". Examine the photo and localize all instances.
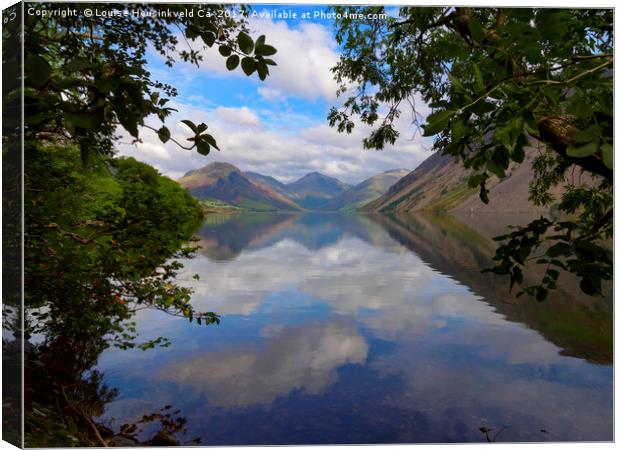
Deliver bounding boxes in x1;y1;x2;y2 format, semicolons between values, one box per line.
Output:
424;182;478;212
238;199;279;212
382;191;426;211
200;199;243;216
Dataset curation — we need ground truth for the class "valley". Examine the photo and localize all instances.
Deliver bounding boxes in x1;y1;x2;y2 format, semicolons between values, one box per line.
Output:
177;161;411;213
177;145;585;216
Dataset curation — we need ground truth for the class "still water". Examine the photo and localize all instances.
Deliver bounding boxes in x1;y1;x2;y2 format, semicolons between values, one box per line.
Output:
98;212;612;444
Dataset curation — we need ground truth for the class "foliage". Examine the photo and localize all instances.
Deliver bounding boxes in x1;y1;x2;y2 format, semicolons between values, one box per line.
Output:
328;7;613;298
22;144;213;446
25;145;216;348
16;3;277;161
2;3;280;445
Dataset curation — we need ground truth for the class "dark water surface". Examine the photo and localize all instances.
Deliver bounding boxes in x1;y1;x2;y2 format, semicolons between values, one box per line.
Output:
98;212;612;444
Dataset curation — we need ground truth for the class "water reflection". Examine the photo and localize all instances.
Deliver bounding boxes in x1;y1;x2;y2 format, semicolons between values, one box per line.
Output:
156;321;368;408
99;212;612;444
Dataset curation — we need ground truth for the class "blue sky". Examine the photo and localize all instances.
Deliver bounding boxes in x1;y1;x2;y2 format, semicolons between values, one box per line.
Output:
118;4;433;185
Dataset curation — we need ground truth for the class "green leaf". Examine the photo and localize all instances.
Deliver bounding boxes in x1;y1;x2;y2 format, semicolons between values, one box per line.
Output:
181;119;198;133
240;57;256;76
65;58;94;72
448;73;465;92
255;44;277;57
25;112;55;126
579;277;598;296
157;126;170;143
256;62;268;81
547;269;559;280
535;287;548;302
423;109;455;136
196;141;210;156
512;143;525;163
256;34;266;47
203;133;219;150
196;123;208;133
479;187;490;204
226;55;240;71
571;125;601;144
500;126;516;151
115;110;138;137
492;146;510;170
543;87;560;105
547;242;571;257
237;31;254;54
56;77;82;89
263;58;277;66
566;140;599;158
566;95;593;120
523;114;540;137
487;159;506;178
468;173;487;188
468;18;486;43
218;45;232;57
26;54;51;87
511;116;524;134
472;63;484;92
451;119;464;140
601;142;613;169
64;113;98;132
201;31;216;47
185;25;200;40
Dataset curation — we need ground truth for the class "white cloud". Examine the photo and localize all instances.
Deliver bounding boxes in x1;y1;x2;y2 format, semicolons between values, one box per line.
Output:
155;321;368;407
116;99;432;185
119;17;434;185
248;19;340;102
215;106;261;126
257;87;286;102
167;16;341;102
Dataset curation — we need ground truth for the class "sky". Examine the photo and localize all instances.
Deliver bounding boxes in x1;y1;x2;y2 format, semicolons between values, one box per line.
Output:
117;4;434;185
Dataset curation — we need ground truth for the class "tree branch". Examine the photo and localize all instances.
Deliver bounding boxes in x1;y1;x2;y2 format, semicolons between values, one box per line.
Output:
537;115;612;180
142;124;195;151
524;58;613;86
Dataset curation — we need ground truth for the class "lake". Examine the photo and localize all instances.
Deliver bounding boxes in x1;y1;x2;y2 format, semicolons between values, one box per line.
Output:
97;212;612;444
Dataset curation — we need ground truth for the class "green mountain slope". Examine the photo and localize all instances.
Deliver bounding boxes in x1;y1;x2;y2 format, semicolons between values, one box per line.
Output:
243;171;296;201
323;169;410;211
285;172;351;209
177;162;301;211
364;146;569;213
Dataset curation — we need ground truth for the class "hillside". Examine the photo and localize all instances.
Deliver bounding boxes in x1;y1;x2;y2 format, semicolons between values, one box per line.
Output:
364;146;567;213
177;162;301;211
244;172;293;199
286;172;351;209
323;169;410;211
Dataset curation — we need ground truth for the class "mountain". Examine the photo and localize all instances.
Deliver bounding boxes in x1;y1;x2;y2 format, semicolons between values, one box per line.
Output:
244;172;293;199
286;172;351;209
323;169;410;211
178;162;301;211
367;212;611;364
364;146;569;213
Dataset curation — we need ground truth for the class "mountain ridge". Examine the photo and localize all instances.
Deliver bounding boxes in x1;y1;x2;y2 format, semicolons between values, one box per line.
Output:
178;162;410;212
323;169;410;211
363;145;587;214
177;162;301;211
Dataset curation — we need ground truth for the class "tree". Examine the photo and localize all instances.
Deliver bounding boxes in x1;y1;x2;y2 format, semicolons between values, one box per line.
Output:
6;2;280;350
17;3;277;160
6;3;280;338
2;4;279;445
328;6;613;299
21;145;211;446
